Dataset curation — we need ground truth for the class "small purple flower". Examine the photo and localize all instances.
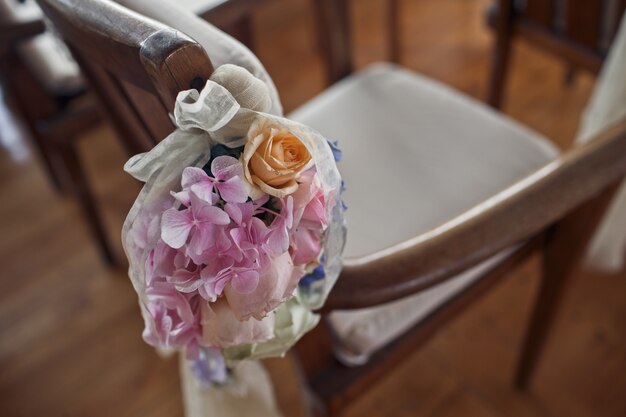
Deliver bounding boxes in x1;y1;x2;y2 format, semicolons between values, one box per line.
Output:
190;347;228;386
327;139;342;162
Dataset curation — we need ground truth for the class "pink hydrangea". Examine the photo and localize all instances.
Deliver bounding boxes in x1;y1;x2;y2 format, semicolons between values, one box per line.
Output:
141;155;333;355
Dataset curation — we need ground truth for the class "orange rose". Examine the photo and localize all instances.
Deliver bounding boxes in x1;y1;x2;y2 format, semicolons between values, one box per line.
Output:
242;118;312;198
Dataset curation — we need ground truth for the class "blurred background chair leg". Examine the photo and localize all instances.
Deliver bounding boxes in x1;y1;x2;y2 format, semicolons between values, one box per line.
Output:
514;184;621;389
56;136;116;266
38;97;115;266
564;65;577;86
486;0;514;109
388;0;400;63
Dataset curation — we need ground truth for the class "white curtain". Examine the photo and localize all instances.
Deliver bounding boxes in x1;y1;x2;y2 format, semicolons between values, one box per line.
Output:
576;11;626;273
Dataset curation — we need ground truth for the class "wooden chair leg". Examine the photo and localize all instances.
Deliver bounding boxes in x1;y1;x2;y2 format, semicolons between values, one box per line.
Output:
29;129;67;191
514;184;620;389
58;139;116;266
388;0;400;63
486;0;515;109
564;65;577;86
312;0;352;86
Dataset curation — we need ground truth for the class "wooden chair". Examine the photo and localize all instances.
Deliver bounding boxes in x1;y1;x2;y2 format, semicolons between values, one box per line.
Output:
35;0;626;416
180;0;267;52
313;0;402;85
486;0;626;108
0;0;115;264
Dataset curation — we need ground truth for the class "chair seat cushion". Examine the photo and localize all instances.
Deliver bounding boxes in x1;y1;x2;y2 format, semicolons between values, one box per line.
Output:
288;63;559;365
0;0;84;96
177;0;227;15
17;33;84;97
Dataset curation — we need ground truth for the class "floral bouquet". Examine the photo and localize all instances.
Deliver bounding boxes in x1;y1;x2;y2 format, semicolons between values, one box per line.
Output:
122;65;345;388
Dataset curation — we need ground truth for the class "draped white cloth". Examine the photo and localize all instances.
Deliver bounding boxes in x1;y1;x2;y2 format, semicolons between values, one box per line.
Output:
577;12;626;273
180;355;283;417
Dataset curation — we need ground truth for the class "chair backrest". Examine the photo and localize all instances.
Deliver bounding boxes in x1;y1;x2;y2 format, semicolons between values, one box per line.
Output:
38;0;626;309
114;0;283;117
512;0;626;72
36;0;214;154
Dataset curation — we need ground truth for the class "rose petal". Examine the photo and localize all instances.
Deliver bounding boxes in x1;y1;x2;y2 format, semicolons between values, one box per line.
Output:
224;252;304;320
253;176;299;198
292;227;322;265
231;270;260;294
201;299;275;348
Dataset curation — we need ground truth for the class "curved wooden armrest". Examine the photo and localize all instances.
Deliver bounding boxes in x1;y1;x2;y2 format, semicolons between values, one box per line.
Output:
325;118;626;310
0;17;45;49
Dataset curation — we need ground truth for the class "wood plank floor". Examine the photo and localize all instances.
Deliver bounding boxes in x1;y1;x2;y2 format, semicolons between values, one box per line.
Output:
1;0;625;416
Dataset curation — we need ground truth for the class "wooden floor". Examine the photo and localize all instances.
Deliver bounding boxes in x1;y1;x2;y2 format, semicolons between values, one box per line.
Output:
1;0;625;416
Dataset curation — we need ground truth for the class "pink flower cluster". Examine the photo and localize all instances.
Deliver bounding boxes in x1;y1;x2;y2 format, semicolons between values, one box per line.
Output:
141;155;330;358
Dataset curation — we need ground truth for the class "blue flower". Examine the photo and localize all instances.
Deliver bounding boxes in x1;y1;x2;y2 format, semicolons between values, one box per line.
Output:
299;264;326;287
326;139;342;162
190;347;228;387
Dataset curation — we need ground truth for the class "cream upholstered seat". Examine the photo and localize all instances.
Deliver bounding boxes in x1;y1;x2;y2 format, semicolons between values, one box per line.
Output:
116;0;559;367
0;0;83;96
288;63;559;365
177;0;227;15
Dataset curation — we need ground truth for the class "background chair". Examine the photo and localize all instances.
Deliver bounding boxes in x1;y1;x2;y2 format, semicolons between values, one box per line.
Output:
0;0;273;266
0;0;114;263
486;0;626;108
35;1;626;417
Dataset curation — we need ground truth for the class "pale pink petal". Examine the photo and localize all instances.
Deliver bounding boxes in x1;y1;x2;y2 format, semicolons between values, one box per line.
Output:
211;155;244;181
217;177;249;203
230;270;259;294
200;299;275;348
171;190;191;207
153;242;178;278
292;227;322;265
266;197;293;256
230;228;254;251
190;183;217;204
182;167;211;188
224;203;243;225
198;258;234;301
267;225;289;256
224;252;302;320
301;192;327;225
195;204;230;225
187;225;232;264
161;208;193;249
168;269;202;293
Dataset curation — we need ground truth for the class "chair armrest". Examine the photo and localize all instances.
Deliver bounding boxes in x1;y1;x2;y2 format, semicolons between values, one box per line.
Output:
325;118;626;310
0;17;45;49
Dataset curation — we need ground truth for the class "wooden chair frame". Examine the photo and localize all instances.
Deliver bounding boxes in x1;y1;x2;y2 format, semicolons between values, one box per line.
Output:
36;0;626;415
486;0;626;108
